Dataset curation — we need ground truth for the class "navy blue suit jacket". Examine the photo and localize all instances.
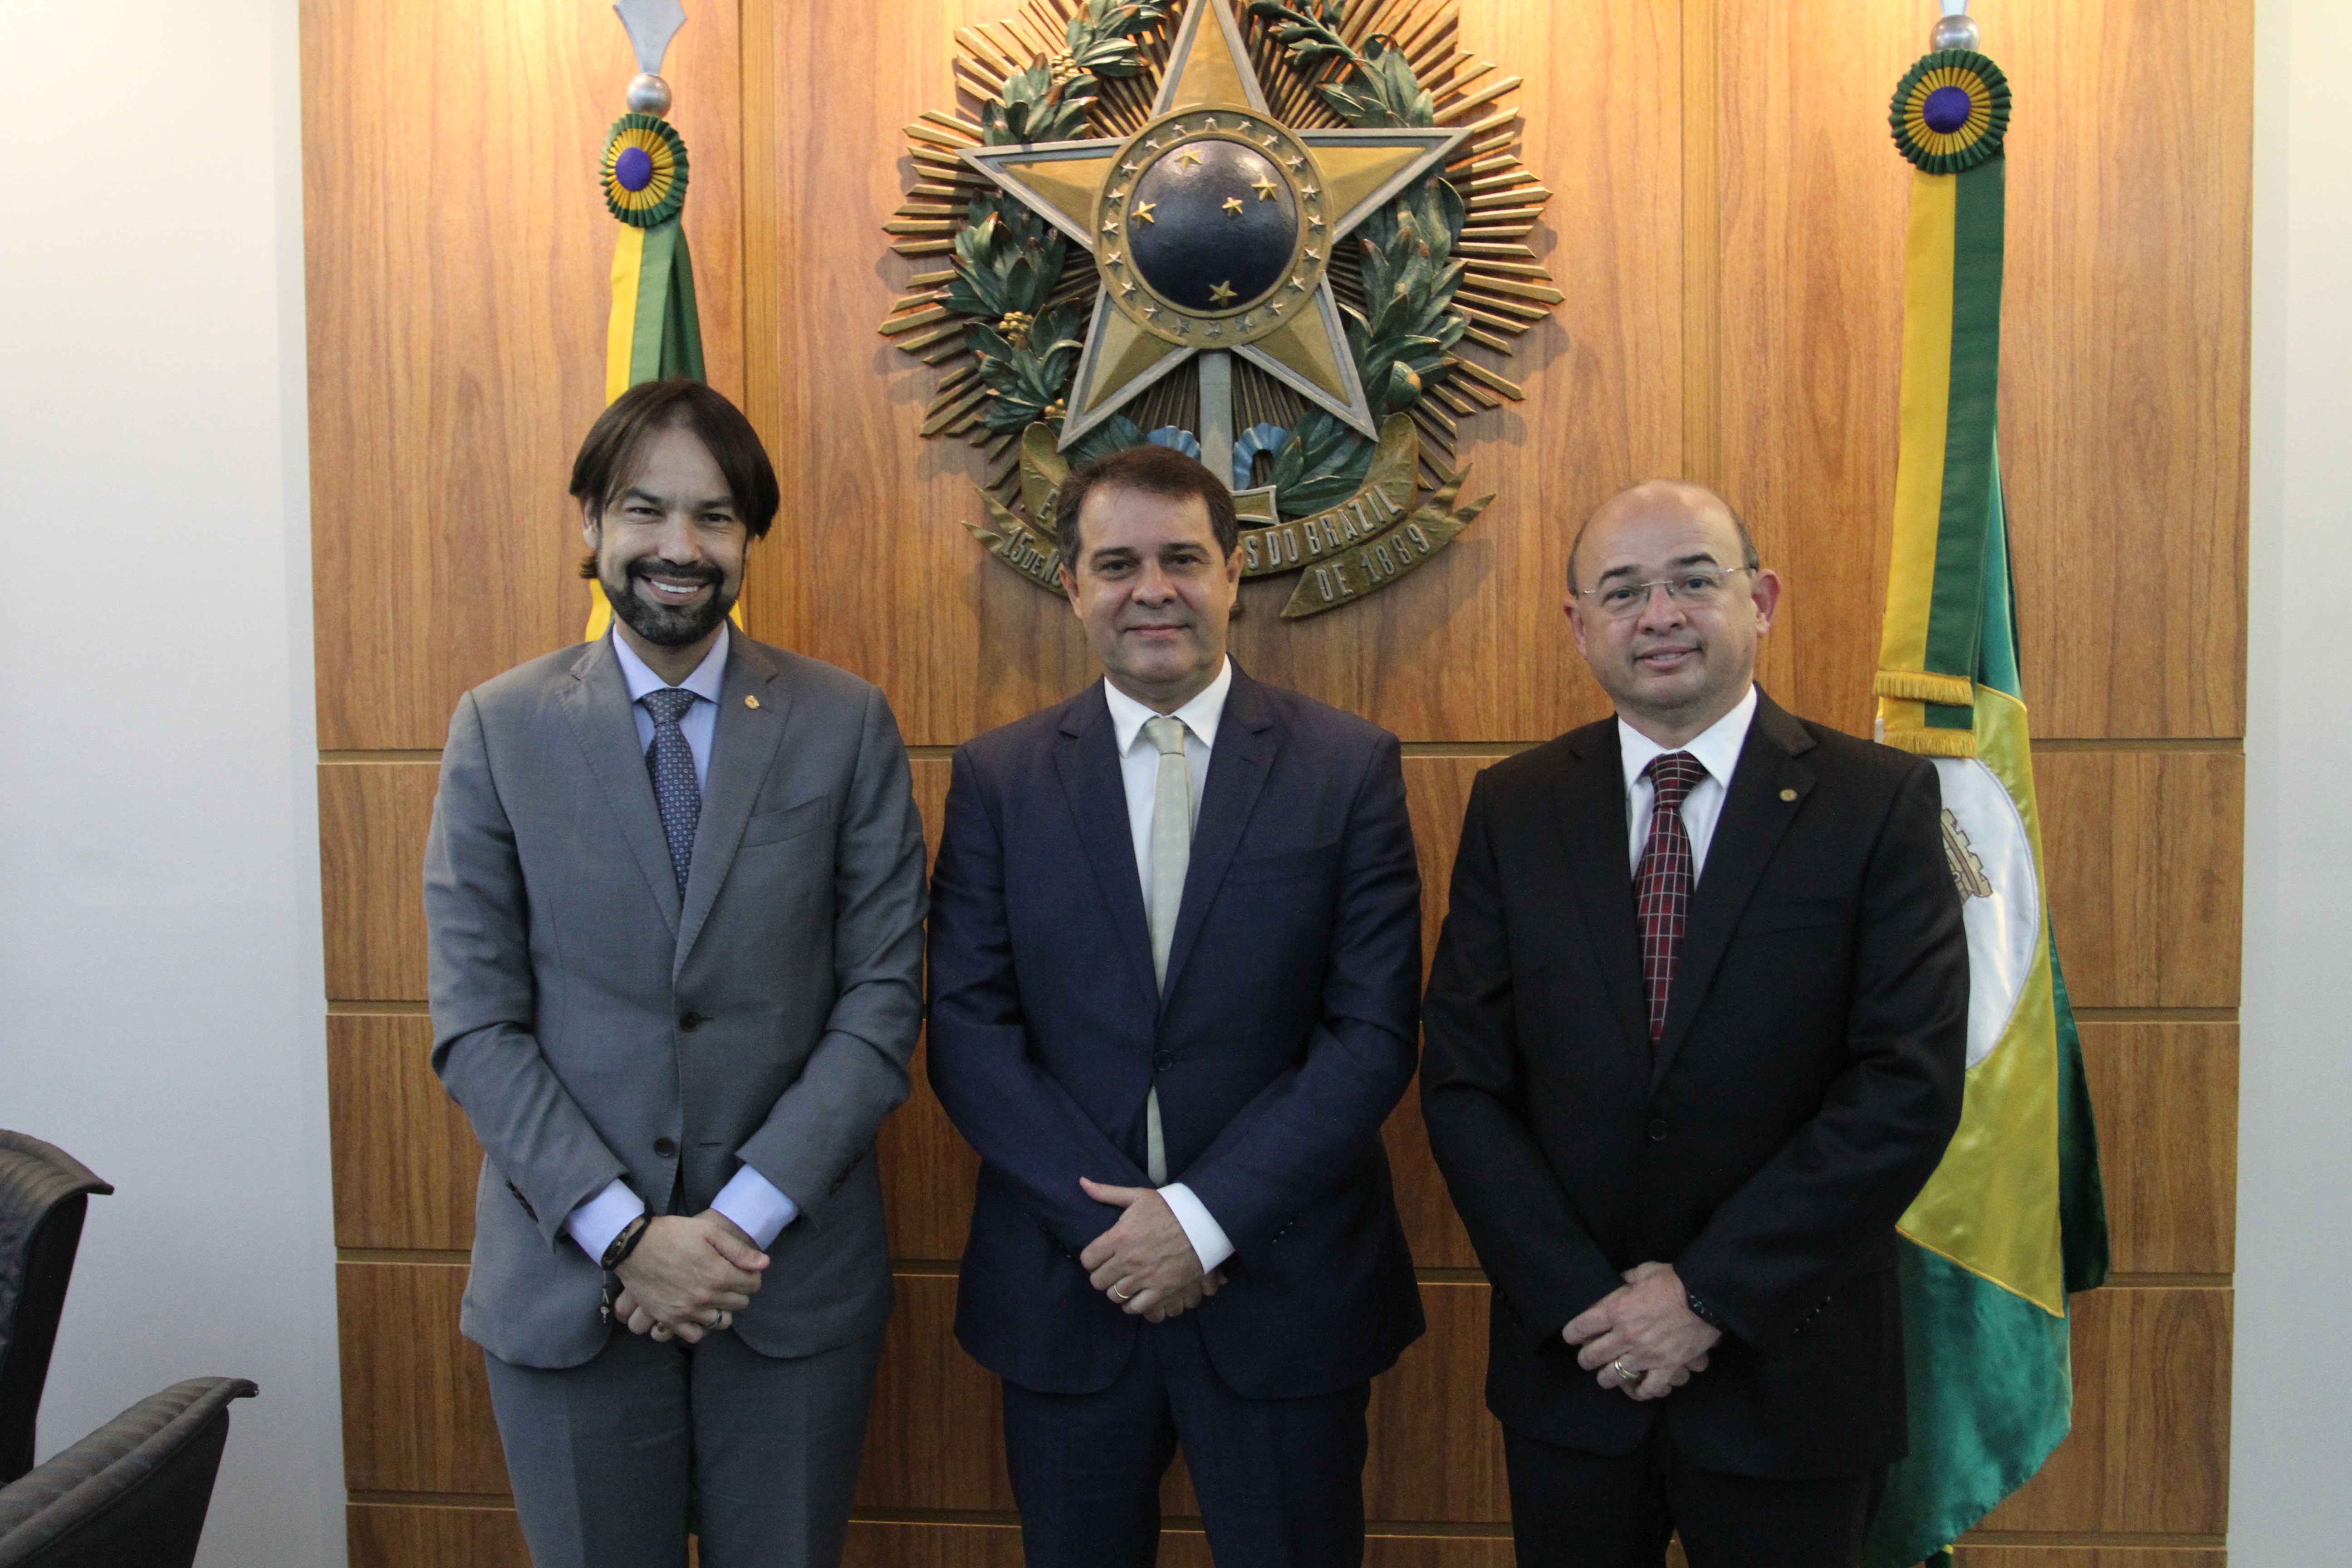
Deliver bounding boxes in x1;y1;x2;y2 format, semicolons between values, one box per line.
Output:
927;666;1426;1399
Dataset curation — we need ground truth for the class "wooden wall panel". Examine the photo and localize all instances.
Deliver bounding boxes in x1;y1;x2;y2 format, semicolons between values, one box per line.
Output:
336;1261;509;1496
348;1503;527;1568
745;0;1676;745
330;1014;479;1251
857;1273;1016;1514
1955;1554;2220;1568
2080;1024;2237;1276
319;761;436;1000
302;0;744;750
2036;751;2244;1009
1711;0;1913;742
1979;1286;2232;1537
1989;0;2251;740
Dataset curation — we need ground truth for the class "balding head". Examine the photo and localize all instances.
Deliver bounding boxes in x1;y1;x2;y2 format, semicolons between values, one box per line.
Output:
1568;480;1758;596
1562;478;1780;747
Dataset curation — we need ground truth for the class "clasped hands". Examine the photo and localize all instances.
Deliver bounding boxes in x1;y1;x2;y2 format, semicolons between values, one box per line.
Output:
1078;1178;1226;1323
609;1210;769;1344
1562;1261;1721;1402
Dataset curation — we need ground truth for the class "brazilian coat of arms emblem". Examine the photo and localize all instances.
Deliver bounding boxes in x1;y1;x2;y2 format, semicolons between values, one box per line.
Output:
877;0;1563;616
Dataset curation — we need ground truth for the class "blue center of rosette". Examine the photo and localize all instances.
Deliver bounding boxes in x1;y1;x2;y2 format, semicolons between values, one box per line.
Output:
1922;85;1974;135
615;146;656;193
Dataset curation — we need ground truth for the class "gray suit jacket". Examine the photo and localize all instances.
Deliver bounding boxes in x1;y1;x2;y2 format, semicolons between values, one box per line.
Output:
424;631;927;1369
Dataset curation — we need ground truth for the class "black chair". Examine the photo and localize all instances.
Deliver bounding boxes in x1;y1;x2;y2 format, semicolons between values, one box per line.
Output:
0;1378;256;1568
0;1137;110;1486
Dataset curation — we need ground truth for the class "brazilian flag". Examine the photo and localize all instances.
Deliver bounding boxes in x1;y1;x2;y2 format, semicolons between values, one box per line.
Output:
586;110;709;642
1865;46;2112;1568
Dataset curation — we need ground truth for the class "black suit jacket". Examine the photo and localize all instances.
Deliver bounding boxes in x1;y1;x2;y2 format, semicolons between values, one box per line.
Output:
928;666;1426;1400
1420;690;1966;1479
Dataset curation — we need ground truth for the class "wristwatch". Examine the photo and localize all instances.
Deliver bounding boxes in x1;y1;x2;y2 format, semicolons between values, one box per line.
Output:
1685;1287;1727;1331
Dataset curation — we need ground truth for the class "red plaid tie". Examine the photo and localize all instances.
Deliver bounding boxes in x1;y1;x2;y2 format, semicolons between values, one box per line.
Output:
1636;751;1707;1043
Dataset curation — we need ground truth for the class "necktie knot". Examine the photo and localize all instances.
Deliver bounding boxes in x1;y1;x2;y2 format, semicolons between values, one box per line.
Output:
1645;751;1705;813
1145;715;1187;758
643;686;698;729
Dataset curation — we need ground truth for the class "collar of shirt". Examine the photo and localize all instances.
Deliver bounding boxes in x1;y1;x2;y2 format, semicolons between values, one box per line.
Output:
1616;681;1758;799
612;621;730;708
1101;655;1233;757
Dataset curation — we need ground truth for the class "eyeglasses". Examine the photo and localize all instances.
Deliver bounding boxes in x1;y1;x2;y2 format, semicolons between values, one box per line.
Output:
1573;564;1755;620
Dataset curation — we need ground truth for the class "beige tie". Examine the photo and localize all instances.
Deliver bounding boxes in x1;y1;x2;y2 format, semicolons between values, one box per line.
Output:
1142;715;1191;1185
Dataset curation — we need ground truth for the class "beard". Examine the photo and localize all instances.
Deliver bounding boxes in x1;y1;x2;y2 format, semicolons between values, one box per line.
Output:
602;555;738;648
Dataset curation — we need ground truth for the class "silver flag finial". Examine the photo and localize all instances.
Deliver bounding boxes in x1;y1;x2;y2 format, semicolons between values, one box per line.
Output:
612;0;686;77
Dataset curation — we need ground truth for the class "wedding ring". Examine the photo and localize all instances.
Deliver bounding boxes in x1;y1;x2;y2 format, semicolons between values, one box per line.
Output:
1612;1357;1639;1383
1111;1286;1133;1302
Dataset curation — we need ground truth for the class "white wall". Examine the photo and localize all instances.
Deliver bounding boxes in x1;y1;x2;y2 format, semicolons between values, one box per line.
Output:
2236;0;2352;1558
0;1;343;1565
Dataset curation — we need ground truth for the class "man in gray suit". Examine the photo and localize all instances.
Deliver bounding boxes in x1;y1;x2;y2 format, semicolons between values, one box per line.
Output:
424;379;928;1568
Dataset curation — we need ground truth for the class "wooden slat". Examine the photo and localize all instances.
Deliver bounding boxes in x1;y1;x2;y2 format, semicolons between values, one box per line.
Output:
337;1261;509;1495
881;1039;981;1262
2079;1023;2237;1276
319;763;438;1001
1363;1283;1510;1522
2037;752;2244;1009
1979;1286;2232;1536
1995;0;2252;740
330;1014;479;1251
856;1274;1016;1513
348;1502;527;1568
303;0;745;750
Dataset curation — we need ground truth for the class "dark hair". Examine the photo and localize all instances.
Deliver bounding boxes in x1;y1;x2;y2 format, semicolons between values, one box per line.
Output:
1567;480;1760;593
570;379;781;542
1053;443;1240;577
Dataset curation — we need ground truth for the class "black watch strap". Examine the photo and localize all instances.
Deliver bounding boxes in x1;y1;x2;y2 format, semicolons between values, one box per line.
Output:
1685;1288;1727;1331
599;1212;651;1272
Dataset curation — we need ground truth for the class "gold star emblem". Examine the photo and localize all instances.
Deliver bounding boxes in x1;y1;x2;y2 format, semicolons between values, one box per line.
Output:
1221;196;1244;216
956;0;1465;450
1208;280;1237;304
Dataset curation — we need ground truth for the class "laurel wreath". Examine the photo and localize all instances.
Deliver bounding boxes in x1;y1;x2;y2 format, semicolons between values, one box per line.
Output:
931;0;1472;519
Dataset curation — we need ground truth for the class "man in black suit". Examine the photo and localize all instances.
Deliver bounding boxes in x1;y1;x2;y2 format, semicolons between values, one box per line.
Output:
1421;480;1967;1566
928;445;1425;1568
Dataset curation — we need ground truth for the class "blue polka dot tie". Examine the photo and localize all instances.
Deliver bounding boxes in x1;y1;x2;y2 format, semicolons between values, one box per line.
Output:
642;686;701;893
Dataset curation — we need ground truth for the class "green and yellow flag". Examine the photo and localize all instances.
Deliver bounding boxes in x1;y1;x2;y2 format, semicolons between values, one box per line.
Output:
585;98;710;641
1865;32;2111;1568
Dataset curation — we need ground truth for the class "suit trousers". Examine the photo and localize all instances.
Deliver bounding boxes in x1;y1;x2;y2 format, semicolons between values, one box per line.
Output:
483;1323;886;1568
1001;1313;1372;1568
1503;1423;1884;1568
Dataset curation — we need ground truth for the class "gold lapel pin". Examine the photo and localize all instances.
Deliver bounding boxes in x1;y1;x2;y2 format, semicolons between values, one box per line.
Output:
1779;787;1798;802
745;695;761;709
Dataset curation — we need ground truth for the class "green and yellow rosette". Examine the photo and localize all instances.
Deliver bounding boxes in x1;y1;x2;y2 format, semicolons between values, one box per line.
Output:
601;113;689;227
1890;49;2011;175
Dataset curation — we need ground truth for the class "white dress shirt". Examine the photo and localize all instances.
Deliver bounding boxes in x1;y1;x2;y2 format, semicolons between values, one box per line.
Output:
1098;659;1238;1274
567;627;802;1262
1616;683;1759;877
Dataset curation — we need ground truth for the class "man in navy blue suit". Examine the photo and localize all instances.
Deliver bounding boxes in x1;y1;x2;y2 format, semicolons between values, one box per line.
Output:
927;444;1426;1568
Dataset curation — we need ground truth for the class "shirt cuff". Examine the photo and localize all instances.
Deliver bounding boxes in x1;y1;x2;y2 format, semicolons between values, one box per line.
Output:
564;1178;646;1265
711;1165;800;1250
1159;1182;1235;1274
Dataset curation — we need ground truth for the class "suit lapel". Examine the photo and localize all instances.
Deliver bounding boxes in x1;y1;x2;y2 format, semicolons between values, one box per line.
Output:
558;635;681;937
1551;724;1651;1070
1052;686;1161;1009
675;637;794;974
1160;667;1277;1004
1651;691;1817;1088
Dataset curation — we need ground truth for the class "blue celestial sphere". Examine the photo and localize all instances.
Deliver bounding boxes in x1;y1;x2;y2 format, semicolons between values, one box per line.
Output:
1127;137;1297;313
615;145;656;193
1922;85;1975;135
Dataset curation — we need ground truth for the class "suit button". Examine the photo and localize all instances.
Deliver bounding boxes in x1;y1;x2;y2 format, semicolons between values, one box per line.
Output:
653;1137;678;1158
1154;1052;1175;1071
1647;1118;1669;1142
678;1011;704;1031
